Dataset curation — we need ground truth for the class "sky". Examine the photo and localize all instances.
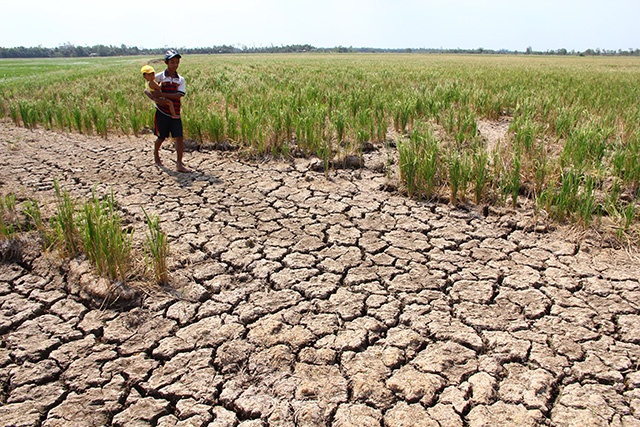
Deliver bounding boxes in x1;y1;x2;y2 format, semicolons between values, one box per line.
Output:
4;0;639;52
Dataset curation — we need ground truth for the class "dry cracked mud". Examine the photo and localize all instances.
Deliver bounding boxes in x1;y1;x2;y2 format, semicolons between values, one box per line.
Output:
1;122;640;427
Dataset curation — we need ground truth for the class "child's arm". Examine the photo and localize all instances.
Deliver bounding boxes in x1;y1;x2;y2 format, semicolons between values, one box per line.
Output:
148;80;162;91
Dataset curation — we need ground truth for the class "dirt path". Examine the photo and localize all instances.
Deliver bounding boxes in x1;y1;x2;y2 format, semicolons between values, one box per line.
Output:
1;123;640;427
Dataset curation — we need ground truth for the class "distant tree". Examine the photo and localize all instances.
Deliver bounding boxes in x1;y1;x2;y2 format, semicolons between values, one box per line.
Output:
1;43;639;58
58;43;76;57
96;45;112;56
74;45;88;57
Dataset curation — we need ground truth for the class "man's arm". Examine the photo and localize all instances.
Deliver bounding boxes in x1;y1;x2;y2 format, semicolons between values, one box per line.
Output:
158;92;184;101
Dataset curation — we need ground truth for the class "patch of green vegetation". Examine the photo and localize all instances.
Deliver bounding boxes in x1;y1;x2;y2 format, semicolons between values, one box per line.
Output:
1;54;639;232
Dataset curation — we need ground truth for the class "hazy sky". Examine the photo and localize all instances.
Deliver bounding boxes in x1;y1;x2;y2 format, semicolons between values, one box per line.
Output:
4;0;639;52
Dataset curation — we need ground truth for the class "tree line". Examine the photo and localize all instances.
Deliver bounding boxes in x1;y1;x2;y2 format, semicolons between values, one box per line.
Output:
1;43;639;58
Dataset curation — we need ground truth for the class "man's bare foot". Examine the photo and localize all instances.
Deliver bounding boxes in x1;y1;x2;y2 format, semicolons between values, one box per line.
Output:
155;157;164;167
176;164;192;173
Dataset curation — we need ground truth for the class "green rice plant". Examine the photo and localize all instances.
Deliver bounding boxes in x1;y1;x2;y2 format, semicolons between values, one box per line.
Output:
143;209;169;285
81;110;93;135
601;180;636;237
576;175;596;227
476;91;503;120
18;101;39;130
355;109;373;144
440;80;463;105
537;189;555;223
394;98;414;134
611;143;627;178
96;113;108;138
511;114;542;154
0;194;22;262
89;104;108;138
295;105;325;155
442;105;456;137
51;181;80;258
0;194;18;239
206;110;225;143
622;203;636;231
283;108;294;141
22;199;41;231
497;146;523;208
17;102;30;129
80;190;132;283
71;107;83;133
22;199;53;249
561;123;613;172
553;106;578;140
454;106;478;146
541;168;587;223
53;108;68;131
438;103;479;146
239;105;259;147
601;178;622;222
398;140;419;198
471;149;489;204
447;150;471;204
0;195;51;259
9;104;20;126
317;139;333;176
128;114;142;136
373;102;388;142
332;110;347;144
531;142;553;197
398;124;440;199
1;194;17;211
185;116;204;145
612;132;640;195
226;110;239;142
509;150;522;208
267;109;286;153
42;105;55;129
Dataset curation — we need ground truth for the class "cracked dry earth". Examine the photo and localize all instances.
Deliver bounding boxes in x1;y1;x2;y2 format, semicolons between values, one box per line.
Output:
1;122;640;427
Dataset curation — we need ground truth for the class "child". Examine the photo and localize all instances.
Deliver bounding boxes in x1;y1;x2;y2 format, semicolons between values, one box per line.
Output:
141;65;180;119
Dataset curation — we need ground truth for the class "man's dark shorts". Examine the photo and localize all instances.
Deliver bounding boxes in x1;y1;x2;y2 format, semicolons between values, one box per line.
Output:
154;110;183;139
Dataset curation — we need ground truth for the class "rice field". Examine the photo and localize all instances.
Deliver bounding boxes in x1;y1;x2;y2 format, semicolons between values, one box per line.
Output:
1;54;639;236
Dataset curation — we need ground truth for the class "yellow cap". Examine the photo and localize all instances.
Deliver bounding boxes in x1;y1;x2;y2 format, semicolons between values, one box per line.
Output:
141;65;155;74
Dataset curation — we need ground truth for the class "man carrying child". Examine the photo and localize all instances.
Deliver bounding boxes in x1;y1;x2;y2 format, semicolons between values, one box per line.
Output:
143;49;191;173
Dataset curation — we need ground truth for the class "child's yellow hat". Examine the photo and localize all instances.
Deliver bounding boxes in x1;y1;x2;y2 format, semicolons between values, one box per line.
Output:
141;65;155;74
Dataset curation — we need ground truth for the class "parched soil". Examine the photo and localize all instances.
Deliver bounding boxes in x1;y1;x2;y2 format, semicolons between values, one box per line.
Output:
1;122;640;427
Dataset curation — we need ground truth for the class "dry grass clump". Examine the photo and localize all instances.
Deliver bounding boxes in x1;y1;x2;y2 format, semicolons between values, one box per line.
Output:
1;183;171;294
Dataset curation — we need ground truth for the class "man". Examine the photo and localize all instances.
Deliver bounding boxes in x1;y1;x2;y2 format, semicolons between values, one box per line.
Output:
146;49;191;172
